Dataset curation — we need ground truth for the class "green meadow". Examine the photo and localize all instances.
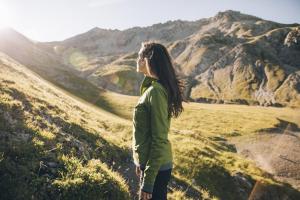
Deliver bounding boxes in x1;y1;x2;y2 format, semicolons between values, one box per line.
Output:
1;57;300;200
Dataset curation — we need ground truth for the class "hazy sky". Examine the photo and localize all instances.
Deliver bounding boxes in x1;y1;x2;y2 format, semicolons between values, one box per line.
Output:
0;0;299;42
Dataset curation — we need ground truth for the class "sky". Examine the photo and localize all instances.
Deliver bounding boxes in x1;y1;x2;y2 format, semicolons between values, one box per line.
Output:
0;0;299;42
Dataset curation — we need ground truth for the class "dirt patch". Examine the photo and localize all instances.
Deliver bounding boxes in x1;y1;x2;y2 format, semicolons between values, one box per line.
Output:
230;122;300;191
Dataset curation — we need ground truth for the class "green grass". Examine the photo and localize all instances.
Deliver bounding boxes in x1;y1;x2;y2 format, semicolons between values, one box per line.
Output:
1;55;300;200
0;60;131;199
103;91;300;199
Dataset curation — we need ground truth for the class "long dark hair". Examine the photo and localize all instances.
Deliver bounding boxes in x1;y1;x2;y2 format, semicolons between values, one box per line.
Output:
140;40;188;118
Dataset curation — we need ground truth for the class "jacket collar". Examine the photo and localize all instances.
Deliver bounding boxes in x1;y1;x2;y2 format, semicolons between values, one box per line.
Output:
140;75;159;96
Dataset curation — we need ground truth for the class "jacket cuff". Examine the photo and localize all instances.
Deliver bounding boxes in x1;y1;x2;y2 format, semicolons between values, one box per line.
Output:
141;182;154;194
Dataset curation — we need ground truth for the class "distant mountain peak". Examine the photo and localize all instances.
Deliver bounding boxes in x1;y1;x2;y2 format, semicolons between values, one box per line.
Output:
88;27;120;33
213;9;261;22
216;9;242;16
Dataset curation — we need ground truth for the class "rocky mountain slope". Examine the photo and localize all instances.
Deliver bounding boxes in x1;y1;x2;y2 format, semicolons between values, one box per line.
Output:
38;18;207;95
36;10;300;107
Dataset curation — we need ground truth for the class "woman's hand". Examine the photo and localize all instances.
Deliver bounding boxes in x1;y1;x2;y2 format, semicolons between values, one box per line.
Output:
140;190;152;200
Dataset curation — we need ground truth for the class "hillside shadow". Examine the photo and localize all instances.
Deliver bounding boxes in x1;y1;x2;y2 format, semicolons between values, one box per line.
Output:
256;118;300;136
247;180;300;200
208;136;237;153
185;163;300;200
168;175;203;199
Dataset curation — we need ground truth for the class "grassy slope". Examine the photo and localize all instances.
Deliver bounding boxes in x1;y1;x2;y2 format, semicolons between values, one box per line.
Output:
1;52;300;199
169;103;300;199
0;54;131;199
102;92;300;199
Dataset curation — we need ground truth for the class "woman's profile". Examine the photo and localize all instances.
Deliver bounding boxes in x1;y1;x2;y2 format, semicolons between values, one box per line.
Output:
132;41;186;200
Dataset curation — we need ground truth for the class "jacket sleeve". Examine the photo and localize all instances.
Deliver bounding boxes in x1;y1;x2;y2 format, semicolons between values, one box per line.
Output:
141;87;169;193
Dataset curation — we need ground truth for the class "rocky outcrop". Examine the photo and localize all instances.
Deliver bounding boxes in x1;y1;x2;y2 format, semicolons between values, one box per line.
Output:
187;26;300;107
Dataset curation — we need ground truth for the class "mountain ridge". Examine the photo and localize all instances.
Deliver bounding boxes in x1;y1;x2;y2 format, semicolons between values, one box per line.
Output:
1;9;299;107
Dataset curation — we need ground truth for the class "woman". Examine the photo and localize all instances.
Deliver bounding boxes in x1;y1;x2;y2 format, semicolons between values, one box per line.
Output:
132;41;186;200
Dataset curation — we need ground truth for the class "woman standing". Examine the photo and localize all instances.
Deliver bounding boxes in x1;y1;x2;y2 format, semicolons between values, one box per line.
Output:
132;41;186;200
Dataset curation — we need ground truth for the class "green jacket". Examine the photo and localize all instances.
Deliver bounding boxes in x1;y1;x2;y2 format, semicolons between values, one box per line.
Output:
132;75;173;193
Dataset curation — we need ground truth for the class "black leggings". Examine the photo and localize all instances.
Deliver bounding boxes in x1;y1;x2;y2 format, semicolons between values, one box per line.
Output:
139;168;172;200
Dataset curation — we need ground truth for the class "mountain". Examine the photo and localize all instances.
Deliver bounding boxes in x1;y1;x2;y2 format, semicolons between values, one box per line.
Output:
173;11;300;107
37;10;300;107
38;18;207;95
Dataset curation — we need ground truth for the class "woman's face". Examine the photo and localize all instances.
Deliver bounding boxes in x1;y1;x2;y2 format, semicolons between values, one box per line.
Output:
136;46;148;74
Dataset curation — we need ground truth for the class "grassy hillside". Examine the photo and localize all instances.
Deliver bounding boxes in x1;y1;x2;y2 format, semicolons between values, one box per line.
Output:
104;90;300;200
1;52;300;200
87;52;144;96
169;103;300;199
0;53;131;199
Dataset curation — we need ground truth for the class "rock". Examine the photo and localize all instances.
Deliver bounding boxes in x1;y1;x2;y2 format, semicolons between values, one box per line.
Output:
284;27;300;49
